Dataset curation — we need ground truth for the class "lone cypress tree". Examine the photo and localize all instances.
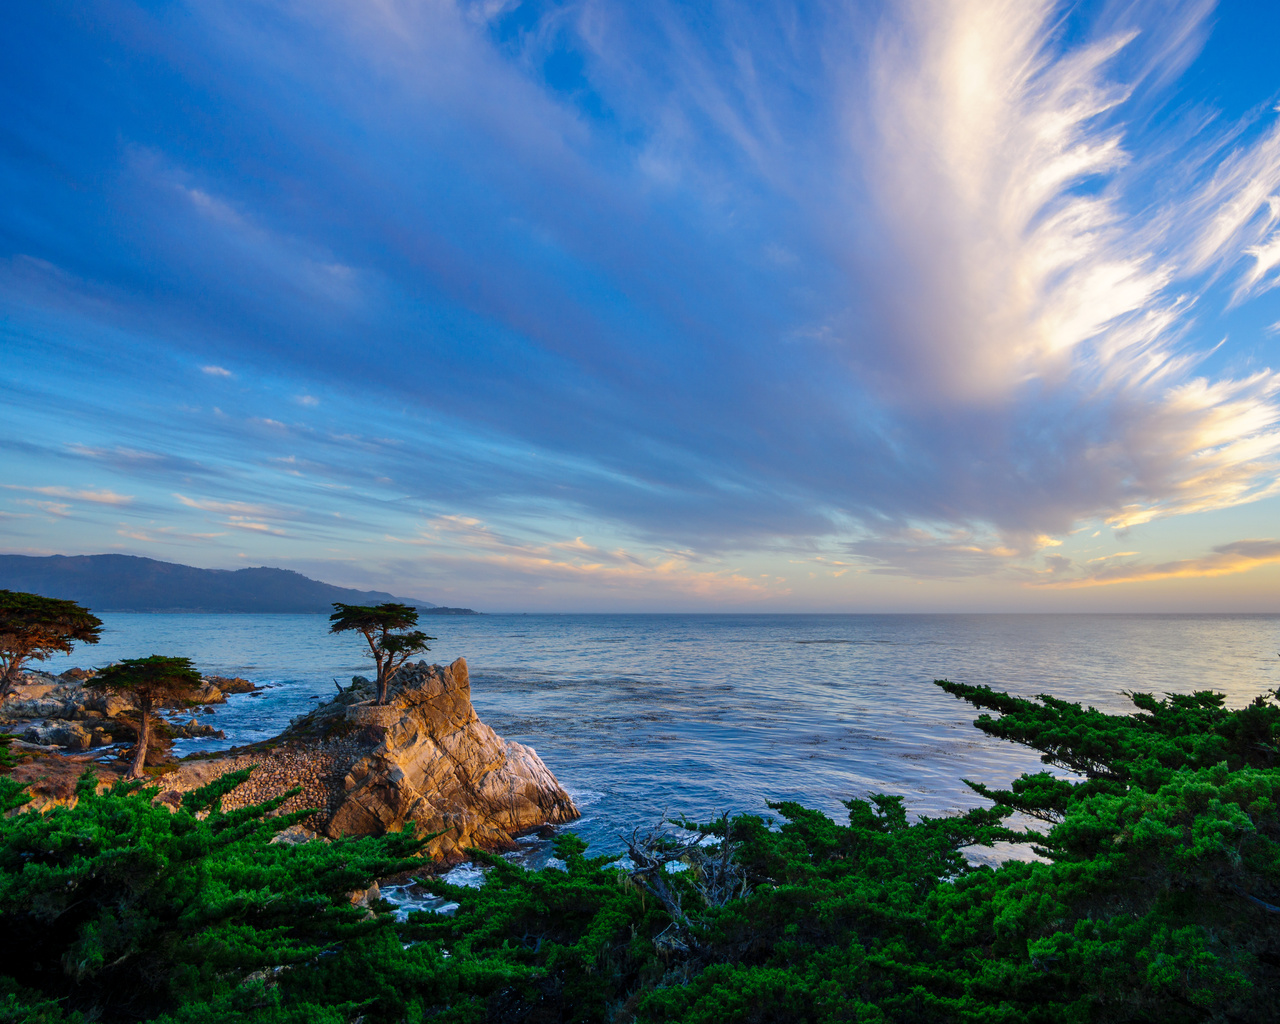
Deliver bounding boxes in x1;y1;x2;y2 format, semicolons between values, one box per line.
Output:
329;603;434;705
0;590;102;696
88;655;203;777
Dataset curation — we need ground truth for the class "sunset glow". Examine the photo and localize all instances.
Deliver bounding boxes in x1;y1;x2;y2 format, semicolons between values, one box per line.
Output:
3;0;1279;610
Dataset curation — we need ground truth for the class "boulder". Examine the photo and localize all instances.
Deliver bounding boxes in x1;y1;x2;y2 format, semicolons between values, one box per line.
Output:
192;681;224;704
325;658;579;861
59;668;97;682
4;697;74;720
204;675;257;694
22;721;93;751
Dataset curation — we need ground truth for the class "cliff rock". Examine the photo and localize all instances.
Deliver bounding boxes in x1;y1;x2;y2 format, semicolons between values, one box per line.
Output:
163;657;578;863
323;658;578;860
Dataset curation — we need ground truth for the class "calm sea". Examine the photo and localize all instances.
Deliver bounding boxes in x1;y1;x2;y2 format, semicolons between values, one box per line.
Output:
37;613;1280;855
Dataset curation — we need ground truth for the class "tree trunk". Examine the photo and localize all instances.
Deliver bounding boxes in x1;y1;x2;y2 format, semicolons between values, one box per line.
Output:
0;661;18;700
130;697;152;778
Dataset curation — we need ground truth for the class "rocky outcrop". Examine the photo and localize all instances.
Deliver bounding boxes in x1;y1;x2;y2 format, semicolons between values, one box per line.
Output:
0;669;232;758
158;658;579;863
323;658;578;860
2;659;577;863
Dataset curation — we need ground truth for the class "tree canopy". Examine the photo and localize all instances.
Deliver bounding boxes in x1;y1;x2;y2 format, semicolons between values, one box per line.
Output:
329;603;434;705
0;590;102;695
0;770;427;1022
0;678;1276;1022
88;655;204;777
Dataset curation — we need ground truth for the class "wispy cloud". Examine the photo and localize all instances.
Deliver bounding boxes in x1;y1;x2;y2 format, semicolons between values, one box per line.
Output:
1036;538;1280;588
21;500;71;518
174;493;282;517
4;485;133;506
387;515;780;600
3;0;1280;600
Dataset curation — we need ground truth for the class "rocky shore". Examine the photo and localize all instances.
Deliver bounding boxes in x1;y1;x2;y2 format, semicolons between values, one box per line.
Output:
1;657;579;864
1;667;251;754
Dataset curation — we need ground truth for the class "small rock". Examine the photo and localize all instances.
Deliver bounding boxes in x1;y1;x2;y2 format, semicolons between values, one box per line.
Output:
59;667;97;682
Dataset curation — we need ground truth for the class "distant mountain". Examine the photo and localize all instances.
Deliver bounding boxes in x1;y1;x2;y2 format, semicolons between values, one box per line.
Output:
0;554;470;614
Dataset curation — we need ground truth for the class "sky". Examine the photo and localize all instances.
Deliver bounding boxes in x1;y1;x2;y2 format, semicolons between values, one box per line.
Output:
3;0;1280;612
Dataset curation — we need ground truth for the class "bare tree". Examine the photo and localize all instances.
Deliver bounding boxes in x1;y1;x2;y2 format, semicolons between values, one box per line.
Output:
621;814;752;951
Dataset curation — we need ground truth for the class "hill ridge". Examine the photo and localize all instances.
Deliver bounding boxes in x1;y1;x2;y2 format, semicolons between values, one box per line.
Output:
0;553;462;614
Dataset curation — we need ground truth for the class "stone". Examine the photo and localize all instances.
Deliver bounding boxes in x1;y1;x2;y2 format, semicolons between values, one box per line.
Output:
204;675;257;694
148;657;578;864
193;681;224;705
59;667;97;682
324;658;579;861
22;721;92;751
4;697;73;719
101;693;133;719
5;657;578;868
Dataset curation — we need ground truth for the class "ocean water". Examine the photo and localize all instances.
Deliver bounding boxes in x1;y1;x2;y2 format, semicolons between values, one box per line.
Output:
37;613;1280;855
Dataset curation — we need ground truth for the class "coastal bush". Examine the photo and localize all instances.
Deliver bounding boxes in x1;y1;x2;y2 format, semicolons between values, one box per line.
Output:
0;769;427;1021
0;682;1276;1022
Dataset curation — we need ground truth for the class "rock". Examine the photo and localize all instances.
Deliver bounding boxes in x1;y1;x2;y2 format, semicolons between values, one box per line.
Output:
21;723;58;745
4;697;74;720
348;881;381;907
155;657;579;865
324;658;579;861
5;682;58;700
22;721;92;751
204;675;257;694
167;719;225;740
59;667;97;682
271;824;327;845
100;693;133;719
15;671;58;687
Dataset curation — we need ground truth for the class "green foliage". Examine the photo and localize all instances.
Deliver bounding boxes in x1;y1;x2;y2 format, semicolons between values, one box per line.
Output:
0;735;31;774
329;603;435;705
88;654;203;709
1;680;1277;1022
88;655;207;777
0;769;427;1021
0;591;102;695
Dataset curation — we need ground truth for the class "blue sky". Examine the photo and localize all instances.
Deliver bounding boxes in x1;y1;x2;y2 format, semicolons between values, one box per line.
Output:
3;0;1280;611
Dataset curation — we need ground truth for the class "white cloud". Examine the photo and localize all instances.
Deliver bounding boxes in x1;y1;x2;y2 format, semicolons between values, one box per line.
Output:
4;485;133;506
201;365;233;377
174;493;282;517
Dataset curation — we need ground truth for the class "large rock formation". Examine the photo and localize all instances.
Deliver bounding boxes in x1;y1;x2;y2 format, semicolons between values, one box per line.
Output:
325;658;577;859
2;657;576;863
165;658;579;862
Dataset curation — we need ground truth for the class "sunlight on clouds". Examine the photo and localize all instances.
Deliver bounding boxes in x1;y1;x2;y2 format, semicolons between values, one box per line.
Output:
22;501;71;518
848;0;1280;569
387;516;781;600
1036;538;1280;588
6;0;1280;606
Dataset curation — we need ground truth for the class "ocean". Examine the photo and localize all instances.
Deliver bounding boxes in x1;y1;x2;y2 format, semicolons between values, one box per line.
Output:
36;612;1280;856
